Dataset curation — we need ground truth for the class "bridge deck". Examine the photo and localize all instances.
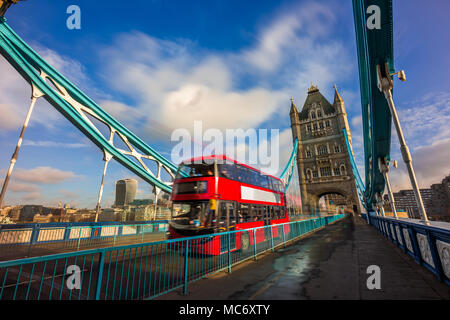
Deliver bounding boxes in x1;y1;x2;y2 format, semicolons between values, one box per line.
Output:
158;215;450;300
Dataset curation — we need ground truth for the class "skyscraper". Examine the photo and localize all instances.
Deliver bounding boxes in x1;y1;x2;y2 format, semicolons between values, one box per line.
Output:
114;179;138;207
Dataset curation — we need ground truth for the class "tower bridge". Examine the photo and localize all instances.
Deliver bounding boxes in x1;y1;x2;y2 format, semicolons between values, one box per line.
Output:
290;85;361;215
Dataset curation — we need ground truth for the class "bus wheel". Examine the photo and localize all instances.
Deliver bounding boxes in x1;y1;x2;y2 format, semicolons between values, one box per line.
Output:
240;232;250;253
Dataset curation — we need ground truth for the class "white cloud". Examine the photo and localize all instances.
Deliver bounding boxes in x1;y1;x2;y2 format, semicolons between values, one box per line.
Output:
396;92;450;149
12;166;77;184
1;181;40;193
0;45;89;133
95;1;352;163
387;91;450;191
161;84;285;131
389;138;450;191
242;14;302;72
22;140;89;148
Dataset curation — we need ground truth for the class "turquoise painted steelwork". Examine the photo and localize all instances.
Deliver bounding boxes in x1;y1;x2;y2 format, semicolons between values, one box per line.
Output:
0;18;185;193
343;128;367;209
280;138;298;190
352;0;393;209
0;214;346;300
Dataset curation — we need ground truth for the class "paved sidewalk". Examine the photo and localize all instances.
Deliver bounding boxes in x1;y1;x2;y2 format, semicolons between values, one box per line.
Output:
158;215;450;300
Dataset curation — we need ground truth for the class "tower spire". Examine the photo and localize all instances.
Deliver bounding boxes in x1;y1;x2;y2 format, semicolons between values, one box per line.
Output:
308;83;319;94
290;96;298;116
333;84;344;103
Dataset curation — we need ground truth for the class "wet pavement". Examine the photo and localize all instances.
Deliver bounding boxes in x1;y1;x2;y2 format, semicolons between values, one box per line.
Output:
158;215;450;300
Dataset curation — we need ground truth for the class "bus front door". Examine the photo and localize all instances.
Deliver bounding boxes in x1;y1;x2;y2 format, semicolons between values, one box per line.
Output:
219;202;236;253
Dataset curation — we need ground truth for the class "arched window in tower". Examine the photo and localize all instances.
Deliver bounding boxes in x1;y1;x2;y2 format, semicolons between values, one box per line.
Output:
325;120;331;127
317;109;322;118
306;169;312;180
311;110;316;119
340;164;347;176
334;167;341;176
317;145;328;155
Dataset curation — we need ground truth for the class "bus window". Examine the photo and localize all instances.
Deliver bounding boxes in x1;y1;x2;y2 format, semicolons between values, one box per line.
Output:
249;170;260;187
249;205;256;221
280;207;286;219
219;163;236;180
277;180;284;192
269;206;275;219
254;205;263;221
268;177;276;191
273;206;281;219
219;202;227;229
176;163;214;178
262;206;270;225
229;202;236;225
240;204;250;222
260;175;269;189
236;165;247;182
172;202;208;226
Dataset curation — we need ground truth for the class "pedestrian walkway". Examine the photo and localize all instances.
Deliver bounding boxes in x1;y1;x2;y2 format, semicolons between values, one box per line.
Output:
158;215;450;300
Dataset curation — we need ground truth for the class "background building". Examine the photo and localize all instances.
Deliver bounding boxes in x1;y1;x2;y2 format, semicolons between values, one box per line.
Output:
385;174;450;221
114;179;138;207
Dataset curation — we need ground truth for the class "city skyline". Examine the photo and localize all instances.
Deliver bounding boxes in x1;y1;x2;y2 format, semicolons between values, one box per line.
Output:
0;0;449;208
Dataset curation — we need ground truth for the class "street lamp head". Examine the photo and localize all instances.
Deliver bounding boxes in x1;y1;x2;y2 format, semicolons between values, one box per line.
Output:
390;70;406;82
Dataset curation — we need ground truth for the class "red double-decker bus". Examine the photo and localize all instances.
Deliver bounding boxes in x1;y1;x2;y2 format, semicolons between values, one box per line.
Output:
168;155;289;255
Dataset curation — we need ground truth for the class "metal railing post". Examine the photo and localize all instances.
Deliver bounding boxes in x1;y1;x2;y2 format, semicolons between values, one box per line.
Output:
77;227;82;251
227;232;232;273
27;224;38;257
270;225;274;252
183;239;189;294
253;230;257;261
95;251;105;300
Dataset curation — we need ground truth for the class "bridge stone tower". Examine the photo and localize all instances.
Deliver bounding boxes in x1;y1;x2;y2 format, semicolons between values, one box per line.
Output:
290;84;361;214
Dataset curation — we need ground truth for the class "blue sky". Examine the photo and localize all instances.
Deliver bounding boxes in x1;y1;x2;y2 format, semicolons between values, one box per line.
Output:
0;0;449;208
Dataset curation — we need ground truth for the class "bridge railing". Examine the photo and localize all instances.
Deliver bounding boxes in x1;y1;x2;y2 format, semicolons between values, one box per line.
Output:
0;214;346;300
0;220;169;260
362;214;450;285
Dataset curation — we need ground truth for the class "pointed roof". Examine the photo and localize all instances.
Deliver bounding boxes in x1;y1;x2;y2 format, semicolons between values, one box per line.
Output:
298;85;335;120
289;96;299;115
333;84;344;104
